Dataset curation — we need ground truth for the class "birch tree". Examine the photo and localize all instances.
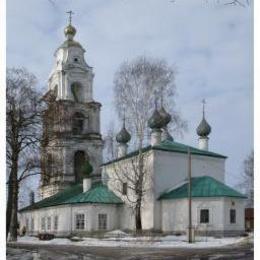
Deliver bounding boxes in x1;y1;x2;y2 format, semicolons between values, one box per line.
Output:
111;56;186;232
113;55;186;147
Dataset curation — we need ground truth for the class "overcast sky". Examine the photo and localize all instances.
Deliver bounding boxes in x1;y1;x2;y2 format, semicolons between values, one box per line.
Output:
7;0;253;188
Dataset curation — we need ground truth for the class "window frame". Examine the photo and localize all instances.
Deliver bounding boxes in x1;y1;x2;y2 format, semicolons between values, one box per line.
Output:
230;209;236;224
75;213;85;230
54;215;59;231
47;216;51;231
31;218;34;231
41;217;46;231
98;213;108;230
200;209;209;224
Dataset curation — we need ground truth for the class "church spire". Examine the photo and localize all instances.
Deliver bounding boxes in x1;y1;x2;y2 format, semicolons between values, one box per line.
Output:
64;11;77;40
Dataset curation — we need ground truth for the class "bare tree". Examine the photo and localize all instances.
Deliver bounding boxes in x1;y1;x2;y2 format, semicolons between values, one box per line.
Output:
239;150;254;207
6;68;44;241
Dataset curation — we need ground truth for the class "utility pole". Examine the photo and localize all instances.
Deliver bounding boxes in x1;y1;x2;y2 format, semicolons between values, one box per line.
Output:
188;147;193;243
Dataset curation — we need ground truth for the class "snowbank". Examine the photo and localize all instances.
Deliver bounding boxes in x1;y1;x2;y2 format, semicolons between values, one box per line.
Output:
104;230;129;238
14;233;251;249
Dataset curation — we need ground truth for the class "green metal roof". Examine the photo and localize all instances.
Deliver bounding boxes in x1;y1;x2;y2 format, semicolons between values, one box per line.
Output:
20;183;123;212
153;140;226;159
159;176;247;200
102;140;226;166
65;184;123;204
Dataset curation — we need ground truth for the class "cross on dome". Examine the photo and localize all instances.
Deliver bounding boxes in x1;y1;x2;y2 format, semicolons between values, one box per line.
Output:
202;98;206;118
64;11;77;40
66;10;74;25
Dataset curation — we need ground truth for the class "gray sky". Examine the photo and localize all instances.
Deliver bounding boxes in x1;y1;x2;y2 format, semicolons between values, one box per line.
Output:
7;0;253;188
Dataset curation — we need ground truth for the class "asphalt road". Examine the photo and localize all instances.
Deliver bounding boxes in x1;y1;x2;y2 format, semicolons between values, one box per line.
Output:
7;243;253;260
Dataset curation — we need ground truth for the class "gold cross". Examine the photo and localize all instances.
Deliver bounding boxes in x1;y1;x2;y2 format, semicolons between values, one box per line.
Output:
66;10;74;25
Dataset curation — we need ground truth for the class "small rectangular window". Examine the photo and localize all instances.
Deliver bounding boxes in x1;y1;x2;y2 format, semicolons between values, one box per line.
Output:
98;214;107;230
31;218;34;231
54;216;58;231
41;217;45;231
75;214;85;230
47;217;51;230
122;183;127;195
200;209;209;223
230;209;236;223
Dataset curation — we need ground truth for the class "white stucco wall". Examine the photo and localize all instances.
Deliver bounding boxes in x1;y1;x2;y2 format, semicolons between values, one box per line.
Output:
161;197;245;234
153;150;226;197
20;203;121;236
103;148;226;232
103;150;157;231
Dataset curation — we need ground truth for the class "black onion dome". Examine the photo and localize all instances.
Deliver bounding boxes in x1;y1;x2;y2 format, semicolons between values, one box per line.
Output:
116;126;131;144
148;109;164;129
196;118;211;137
159;106;172;126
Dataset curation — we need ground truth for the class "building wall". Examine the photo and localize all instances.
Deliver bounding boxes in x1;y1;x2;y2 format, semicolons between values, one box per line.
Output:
103;150;156;231
222;198;245;231
20;203;121;237
103;149;226;232
153;150;226;197
161;197;245;235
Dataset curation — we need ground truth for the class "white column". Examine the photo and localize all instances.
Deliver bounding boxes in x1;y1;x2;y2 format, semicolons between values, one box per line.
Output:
117;143;128;158
83;178;92;192
198;137;209;151
151;129;162;146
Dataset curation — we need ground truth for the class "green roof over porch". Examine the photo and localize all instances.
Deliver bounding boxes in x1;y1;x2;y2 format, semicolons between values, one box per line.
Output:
159;176;247;200
20;183;123;212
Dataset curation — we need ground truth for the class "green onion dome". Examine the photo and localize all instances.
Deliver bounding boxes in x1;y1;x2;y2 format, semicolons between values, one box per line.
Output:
196;117;211;137
116;126;131;144
148;109;164;129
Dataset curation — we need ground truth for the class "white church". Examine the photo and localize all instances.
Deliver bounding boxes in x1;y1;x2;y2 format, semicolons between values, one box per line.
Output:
19;19;247;237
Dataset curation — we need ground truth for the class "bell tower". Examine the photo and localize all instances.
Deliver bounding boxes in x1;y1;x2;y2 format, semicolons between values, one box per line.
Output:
40;14;103;198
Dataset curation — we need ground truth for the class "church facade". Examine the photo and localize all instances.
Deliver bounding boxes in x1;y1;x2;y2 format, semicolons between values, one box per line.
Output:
19;20;246;237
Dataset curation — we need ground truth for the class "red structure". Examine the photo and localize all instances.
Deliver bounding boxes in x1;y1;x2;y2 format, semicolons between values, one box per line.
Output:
245;208;254;231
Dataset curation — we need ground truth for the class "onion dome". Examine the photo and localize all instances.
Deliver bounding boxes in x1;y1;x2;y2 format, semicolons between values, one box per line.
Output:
116;123;131;144
196;118;211;137
64;24;76;40
148;108;164;130
196;99;211;137
159;106;172;127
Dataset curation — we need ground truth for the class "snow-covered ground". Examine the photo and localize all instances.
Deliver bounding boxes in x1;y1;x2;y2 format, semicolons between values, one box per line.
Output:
14;232;253;249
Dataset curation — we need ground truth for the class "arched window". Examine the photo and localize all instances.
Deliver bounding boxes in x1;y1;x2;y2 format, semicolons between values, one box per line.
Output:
72;112;84;135
74;151;87;183
71;82;83;102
